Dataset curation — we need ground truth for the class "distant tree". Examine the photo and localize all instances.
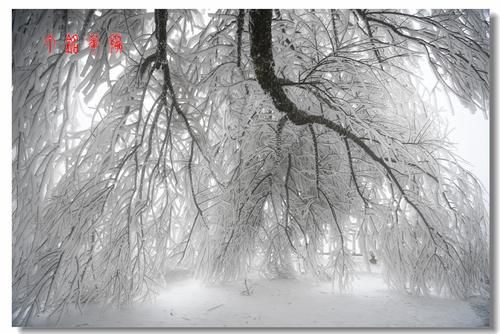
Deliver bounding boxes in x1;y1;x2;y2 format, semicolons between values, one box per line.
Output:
12;9;489;325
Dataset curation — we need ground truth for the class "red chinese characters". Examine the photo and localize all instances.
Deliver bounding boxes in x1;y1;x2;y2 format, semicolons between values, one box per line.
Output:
88;33;99;54
44;33;123;55
109;33;123;54
65;34;79;54
44;33;56;54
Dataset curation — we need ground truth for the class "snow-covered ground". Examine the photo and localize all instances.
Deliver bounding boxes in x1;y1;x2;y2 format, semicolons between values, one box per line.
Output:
30;260;489;328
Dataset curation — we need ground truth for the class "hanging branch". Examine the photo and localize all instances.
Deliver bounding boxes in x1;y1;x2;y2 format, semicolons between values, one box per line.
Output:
283;153;298;254
155;10;223;187
308;124;320;195
154;10;209;266
236;9;245;67
344;137;368;208
355;9;384;64
188;139;209;229
330;9;340;50
276;114;288;161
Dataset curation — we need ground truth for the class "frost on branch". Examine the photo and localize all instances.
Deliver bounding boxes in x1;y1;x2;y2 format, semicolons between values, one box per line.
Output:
12;9;489;325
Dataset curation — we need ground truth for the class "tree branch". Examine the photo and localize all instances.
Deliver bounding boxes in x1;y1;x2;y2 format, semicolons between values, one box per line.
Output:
236;9;245;67
248;9;440;246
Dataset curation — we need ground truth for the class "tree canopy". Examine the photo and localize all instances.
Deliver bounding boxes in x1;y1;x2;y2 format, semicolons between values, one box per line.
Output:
12;9;489;325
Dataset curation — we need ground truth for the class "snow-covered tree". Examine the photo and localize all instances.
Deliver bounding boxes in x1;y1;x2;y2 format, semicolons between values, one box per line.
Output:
12;9;489;325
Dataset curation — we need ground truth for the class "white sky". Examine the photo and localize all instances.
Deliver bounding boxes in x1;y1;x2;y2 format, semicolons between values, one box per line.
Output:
446;104;490;195
417;56;490;198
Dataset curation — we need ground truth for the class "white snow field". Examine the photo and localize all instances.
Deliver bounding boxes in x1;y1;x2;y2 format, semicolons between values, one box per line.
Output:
30;258;489;328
